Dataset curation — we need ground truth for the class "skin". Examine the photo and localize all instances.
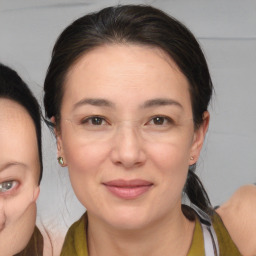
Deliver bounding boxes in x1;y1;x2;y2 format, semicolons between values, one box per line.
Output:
38;221;64;256
0;98;40;256
56;44;209;256
217;185;256;256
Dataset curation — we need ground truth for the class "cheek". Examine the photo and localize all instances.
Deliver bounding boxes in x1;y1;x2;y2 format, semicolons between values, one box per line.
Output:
0;187;37;255
146;139;192;196
148;138;192;172
63;134;110;174
0;202;36;255
63;137;110;191
4;187;35;223
63;140;111;208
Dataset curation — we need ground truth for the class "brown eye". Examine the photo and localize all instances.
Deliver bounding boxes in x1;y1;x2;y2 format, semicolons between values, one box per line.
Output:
90;117;104;125
81;116;107;126
147;116;173;126
152;117;165;125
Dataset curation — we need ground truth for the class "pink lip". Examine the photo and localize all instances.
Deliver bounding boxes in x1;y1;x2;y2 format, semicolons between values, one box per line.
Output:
103;179;153;200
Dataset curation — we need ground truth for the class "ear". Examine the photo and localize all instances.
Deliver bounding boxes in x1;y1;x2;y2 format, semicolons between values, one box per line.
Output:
32;186;40;202
189;111;210;165
50;117;68;167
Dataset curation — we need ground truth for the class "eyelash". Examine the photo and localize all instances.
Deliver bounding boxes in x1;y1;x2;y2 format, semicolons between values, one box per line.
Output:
80;116;109;126
0;180;19;194
79;115;174;126
146;115;174;126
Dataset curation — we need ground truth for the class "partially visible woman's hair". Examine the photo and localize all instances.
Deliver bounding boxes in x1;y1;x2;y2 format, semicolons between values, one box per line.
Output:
44;5;213;216
0;63;43;184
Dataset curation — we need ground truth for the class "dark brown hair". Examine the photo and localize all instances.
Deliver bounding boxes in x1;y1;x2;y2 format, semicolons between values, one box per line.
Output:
0;63;43;184
44;5;213;216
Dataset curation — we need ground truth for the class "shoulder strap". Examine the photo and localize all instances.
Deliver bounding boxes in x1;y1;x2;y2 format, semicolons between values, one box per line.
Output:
190;203;220;256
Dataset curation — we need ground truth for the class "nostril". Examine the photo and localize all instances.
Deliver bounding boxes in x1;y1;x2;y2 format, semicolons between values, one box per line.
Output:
0;221;5;232
0;207;6;232
0;214;5;232
113;157;145;170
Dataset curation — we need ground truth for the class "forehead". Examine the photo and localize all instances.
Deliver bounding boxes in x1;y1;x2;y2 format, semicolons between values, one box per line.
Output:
0;98;34;130
0;98;39;171
63;44;191;110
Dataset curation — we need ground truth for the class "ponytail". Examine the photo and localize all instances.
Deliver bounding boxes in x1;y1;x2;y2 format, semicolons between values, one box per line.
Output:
182;168;213;220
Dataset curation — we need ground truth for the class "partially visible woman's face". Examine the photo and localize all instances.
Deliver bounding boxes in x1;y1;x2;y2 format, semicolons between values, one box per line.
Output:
58;44;208;230
0;99;40;255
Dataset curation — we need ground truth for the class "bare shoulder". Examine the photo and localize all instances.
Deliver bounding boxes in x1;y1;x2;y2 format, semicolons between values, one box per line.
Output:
216;185;256;256
218;185;256;211
37;220;65;256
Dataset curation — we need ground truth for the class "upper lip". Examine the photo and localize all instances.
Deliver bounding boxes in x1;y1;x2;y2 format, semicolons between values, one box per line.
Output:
103;179;153;187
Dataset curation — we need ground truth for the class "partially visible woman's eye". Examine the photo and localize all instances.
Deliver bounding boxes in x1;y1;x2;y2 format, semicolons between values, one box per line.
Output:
0;180;18;193
147;116;174;126
81;116;108;126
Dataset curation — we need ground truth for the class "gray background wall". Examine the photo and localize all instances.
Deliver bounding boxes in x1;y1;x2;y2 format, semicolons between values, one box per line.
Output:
1;0;255;236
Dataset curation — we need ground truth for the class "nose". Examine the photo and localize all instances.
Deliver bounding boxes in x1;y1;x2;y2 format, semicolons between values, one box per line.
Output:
110;124;146;169
0;198;5;231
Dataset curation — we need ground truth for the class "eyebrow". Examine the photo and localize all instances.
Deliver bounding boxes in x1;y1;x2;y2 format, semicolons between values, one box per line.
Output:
141;98;183;109
0;162;27;173
73;98;115;111
72;97;183;111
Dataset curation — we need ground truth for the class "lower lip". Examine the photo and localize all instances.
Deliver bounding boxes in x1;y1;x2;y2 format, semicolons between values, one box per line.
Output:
104;185;152;199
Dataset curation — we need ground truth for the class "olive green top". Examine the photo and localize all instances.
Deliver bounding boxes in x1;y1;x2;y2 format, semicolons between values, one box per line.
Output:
188;213;241;255
14;226;43;256
61;212;241;256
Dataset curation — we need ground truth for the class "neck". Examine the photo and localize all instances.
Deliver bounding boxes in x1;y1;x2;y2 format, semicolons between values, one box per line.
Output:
87;208;195;256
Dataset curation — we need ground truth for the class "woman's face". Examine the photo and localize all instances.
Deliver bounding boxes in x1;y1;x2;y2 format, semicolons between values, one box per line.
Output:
0;99;40;255
58;44;208;229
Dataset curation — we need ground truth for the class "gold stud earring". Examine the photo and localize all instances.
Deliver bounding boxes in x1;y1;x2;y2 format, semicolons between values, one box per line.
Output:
190;156;194;161
57;157;64;166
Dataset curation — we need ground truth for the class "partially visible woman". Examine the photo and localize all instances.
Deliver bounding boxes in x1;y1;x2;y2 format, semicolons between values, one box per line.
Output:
44;5;241;255
217;185;256;256
0;63;43;256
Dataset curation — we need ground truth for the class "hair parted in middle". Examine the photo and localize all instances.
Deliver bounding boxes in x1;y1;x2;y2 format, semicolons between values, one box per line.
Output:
44;4;213;217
